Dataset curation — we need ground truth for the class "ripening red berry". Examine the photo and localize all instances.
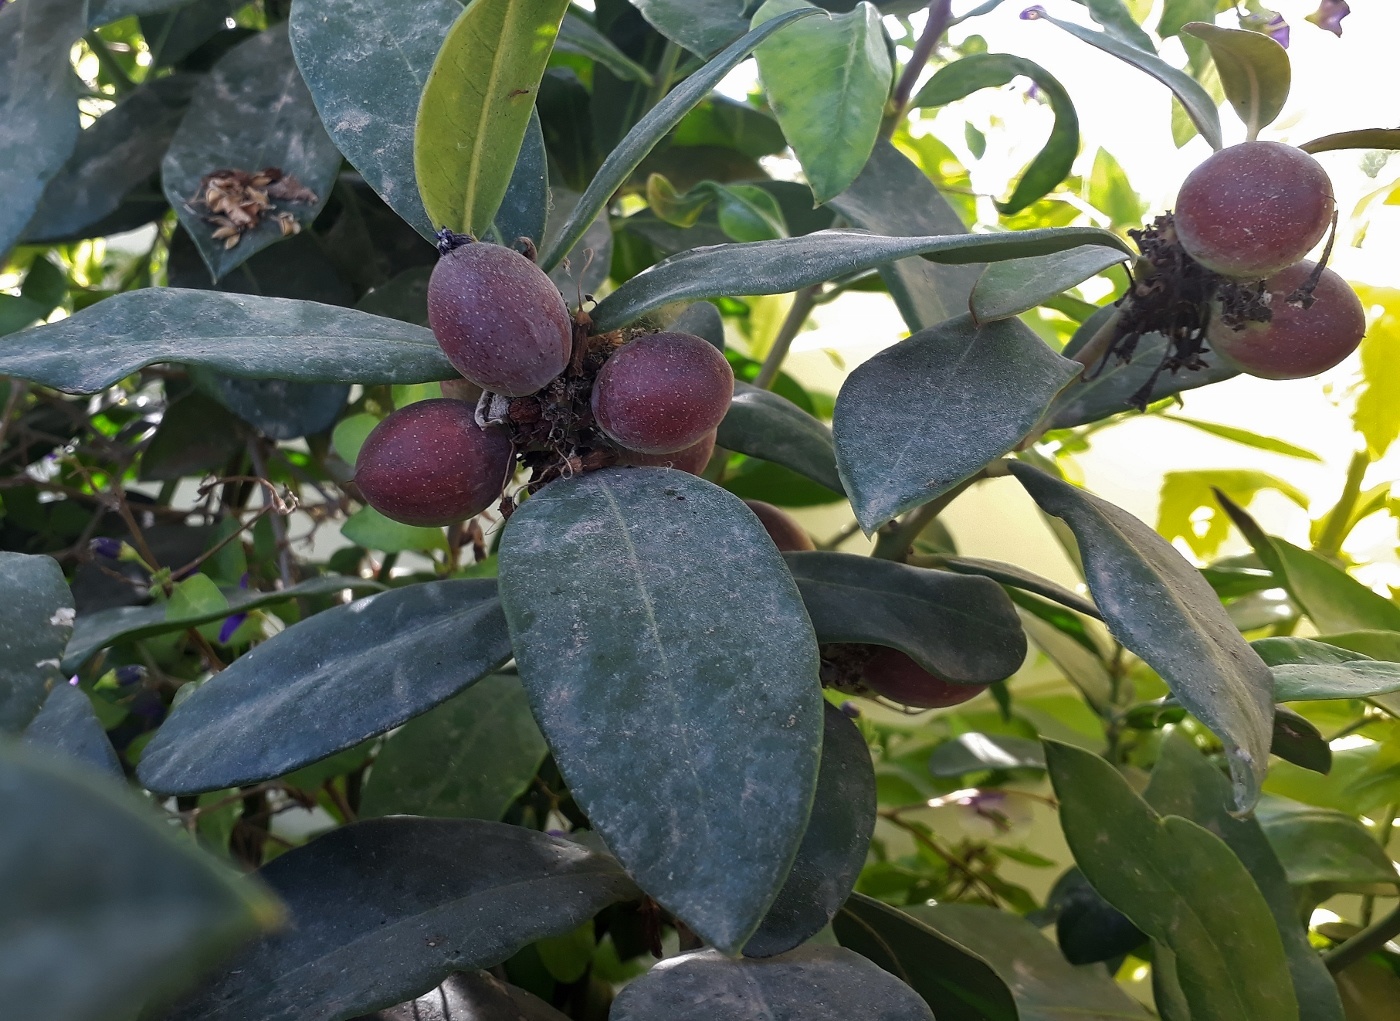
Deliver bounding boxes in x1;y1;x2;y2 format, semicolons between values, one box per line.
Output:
1208;261;1365;379
591;332;734;454
427;242;572;397
744;500;815;552
616;430;717;475
861;647;988;709
354;399;513;526
1173;141;1335;280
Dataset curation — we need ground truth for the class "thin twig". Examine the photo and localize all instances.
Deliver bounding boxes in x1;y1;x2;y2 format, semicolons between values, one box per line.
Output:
885;0;955;134
1325;900;1400;973
754;285;820;389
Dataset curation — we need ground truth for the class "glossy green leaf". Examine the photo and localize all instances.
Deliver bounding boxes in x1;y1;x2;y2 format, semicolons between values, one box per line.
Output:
971;245;1127;324
22;684;122;779
0;743;279;1021
360;674;548;821
1300;129;1400;155
1022;7;1223;150
594;226;1130;331
1046;332;1240;429
927;733;1046;777
672;299;726;349
1164;415;1323;461
1142;734;1345;1021
1181;22;1290;139
1255;796;1399;889
162;25;342;280
1158;0;1216;39
752;0;892;204
498;468;823;954
138;580;512;794
341;507;450;554
490;109;549;246
166;819;638;1021
557;12;654;84
414;0;568;236
827;141;980;332
289;0;461;238
24;74;196;244
357;267;431;326
364;973;570;1021
913;52;1079;214
835;316;1080;532
934;555;1101;618
1048;867;1147;966
718;383;843;495
0;0;85;257
63;575;379;672
542;185;613;299
908;903;1153;1020
0;553;73;733
784;552;1027;683
745;704;876;958
0;294;46;336
613;946;934;1020
632;0;750;56
1010;464;1273;811
833;893;1018;1021
1046;739;1299;1021
1254;637;1400;701
1271;539;1400;634
0;290;454;394
1272;706;1331;775
539;7;822;272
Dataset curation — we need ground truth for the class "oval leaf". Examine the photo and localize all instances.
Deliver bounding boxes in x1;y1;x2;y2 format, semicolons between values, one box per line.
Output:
835;316;1080;533
1008;463;1273;811
414;0;568;236
1046;739;1299;1021
1255;637;1400;701
909;903;1153;1020
289;0;461;238
752;0;892;204
718;383;843;495
593;227;1131;331
633;0;750;56
1181;22;1290;140
0;552;73;733
1022;7;1223;150
744;703;876;958
22;685;122;779
827;141;981;333
161;25;342;280
913;52;1079;215
1256;796;1400;889
1300;128;1400;155
784;552;1027;683
138;580;512;795
970;244;1128;325
0;743;278;1021
538;7;824;272
833;893;1018;1021
0;0;85;256
360;674;549;821
498;468;824;954
0;290;454;394
166;819;639;1021
613;946;933;1020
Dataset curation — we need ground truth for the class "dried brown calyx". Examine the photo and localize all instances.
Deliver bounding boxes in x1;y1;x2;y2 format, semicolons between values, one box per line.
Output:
188;167;318;250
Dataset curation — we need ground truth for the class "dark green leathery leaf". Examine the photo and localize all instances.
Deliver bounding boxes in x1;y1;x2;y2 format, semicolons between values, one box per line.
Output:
498;468;823;954
0;552;74;733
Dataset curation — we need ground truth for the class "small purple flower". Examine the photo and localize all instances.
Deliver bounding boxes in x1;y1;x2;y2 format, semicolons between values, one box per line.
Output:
1306;0;1350;36
115;665;145;687
839;700;862;719
68;675;80;686
1020;6;1046;21
1241;7;1290;47
89;536;124;559
217;575;251;644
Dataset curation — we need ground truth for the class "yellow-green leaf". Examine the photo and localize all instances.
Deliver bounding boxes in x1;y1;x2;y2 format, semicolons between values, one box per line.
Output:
1352;285;1400;460
414;0;569;235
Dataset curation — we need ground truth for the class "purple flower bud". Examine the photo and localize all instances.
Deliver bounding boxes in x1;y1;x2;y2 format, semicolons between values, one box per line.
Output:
1020;6;1046;20
218;612;249;645
89;537;124;559
115;665;145;687
1306;0;1349;36
839;700;862;719
1241;8;1290;47
546;829;568;839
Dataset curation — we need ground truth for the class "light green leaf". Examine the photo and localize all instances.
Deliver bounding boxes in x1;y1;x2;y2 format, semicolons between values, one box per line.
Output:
1157;469;1307;560
1352;285;1400;460
1076;0;1156;51
1046;739;1299;1021
1182;22;1290;140
1087;147;1148;229
752;0;892;204
167;573;229;623
414;0;570;236
1164;415;1323;461
342;507;449;554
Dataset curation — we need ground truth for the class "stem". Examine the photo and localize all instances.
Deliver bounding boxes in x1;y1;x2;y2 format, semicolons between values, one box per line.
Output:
754;285;819;389
0;379;27;454
820;519;864;551
1314;449;1370;560
644;40;682;112
884;0;954;136
871;467;994;561
84;33;135;95
247;440;296;588
1362;804;1398;927
1324;900;1400;973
